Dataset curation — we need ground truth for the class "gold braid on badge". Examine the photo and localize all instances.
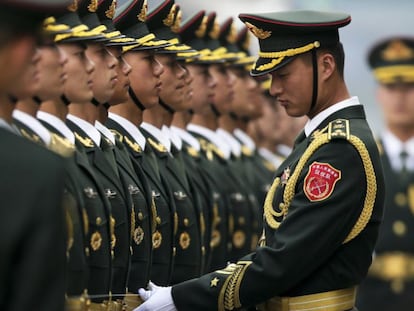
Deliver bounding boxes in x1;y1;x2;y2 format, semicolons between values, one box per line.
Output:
263;119;377;244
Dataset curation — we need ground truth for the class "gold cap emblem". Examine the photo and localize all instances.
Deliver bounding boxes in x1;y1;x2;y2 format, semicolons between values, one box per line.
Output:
137;0;148;22
88;0;98;12
171;8;182;33
244;22;271;39
382;40;414;61
226;22;237;44
106;0;117;19
195;16;207;38
67;0;78;12
209;20;220;40
163;4;177;27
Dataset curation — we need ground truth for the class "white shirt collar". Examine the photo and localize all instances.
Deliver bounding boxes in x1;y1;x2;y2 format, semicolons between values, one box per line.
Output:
162;125;182;151
276;144;292;158
67;114;101;146
217;128;242;157
187;123;231;159
37;111;75;144
95;120;115;145
171;126;200;151
107;112;146;149
304;96;360;137
382;130;414;171
13;109;51;145
258;147;284;168
141;121;171;152
233;128;256;151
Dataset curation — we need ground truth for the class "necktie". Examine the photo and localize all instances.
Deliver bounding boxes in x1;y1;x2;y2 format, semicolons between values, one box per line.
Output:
400;149;408;174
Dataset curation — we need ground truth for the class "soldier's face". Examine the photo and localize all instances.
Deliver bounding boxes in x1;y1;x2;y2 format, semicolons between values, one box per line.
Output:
155;54;187;111
270;54;313;118
229;67;261;119
8;48;41;99
85;43;118;103
181;64;194;110
377;83;414;130
58;43;95;103
106;46;131;105
186;63;216;114
209;64;235;114
36;45;68;101
123;50;163;109
0;35;36;94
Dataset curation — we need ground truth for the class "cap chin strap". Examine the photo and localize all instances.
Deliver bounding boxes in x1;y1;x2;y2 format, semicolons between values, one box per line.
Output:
128;88;146;111
210;104;221;117
159;99;175;115
61;94;71;106
309;49;318;114
91;97;101;106
32;96;42;105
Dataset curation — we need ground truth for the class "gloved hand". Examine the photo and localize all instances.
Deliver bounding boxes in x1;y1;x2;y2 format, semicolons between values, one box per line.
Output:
134;281;177;311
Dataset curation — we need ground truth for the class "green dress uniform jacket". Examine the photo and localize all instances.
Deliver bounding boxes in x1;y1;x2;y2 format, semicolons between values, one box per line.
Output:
356;139;414;310
180;140;214;274
140;128;203;284
172;105;385;310
0;128;66;311
106;117;175;286
41;120;113;301
107;131;153;291
66;119;131;297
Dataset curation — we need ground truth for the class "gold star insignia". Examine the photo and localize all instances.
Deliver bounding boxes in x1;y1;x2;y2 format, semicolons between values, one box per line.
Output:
210;277;219;287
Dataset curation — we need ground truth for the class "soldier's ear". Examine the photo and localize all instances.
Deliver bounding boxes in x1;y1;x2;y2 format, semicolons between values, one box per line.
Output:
319;52;335;81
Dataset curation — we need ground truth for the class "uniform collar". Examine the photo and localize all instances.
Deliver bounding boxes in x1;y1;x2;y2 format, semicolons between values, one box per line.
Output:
13;109;51;145
0;118;20;134
217;128;242;157
141;121;171;152
171;126;200;151
37;111;75;144
187;123;232;159
304;96;360;137
95;120;115;145
234;128;256;151
162;125;182;151
67;114;101;146
107;112;146;150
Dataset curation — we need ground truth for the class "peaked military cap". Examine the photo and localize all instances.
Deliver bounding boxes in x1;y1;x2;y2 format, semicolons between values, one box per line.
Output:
43;16;72;36
238;10;351;76
236;26;251;55
1;0;72;13
146;0;196;56
219;17;255;68
113;0;170;52
95;0;136;46
204;12;239;63
78;0;137;46
179;10;224;64
53;0;107;43
368;37;414;84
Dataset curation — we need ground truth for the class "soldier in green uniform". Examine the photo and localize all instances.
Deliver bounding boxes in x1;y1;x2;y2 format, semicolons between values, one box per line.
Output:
109;0;177;289
135;10;385;311
0;1;69;310
356;37;414;311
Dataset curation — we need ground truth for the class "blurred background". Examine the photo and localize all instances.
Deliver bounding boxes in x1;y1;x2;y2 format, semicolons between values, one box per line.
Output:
119;0;414;134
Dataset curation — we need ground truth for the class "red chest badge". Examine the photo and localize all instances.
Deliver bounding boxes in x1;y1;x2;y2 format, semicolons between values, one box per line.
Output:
304;162;341;202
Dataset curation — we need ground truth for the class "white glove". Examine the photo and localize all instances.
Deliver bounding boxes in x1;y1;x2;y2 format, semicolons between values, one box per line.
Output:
134;281;177;311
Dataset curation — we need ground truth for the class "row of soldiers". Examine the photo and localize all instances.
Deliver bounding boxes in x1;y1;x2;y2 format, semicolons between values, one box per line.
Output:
6;0;291;309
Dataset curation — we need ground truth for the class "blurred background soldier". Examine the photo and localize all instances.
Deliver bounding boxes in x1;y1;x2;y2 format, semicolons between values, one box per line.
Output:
0;1;70;310
357;36;414;311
